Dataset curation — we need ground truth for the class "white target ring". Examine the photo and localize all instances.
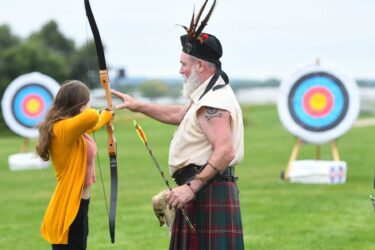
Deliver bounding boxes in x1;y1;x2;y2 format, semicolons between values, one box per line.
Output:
1;72;60;138
277;63;360;145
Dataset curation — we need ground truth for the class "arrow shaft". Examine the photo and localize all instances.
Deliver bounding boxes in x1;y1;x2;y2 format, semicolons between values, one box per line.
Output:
145;144;173;190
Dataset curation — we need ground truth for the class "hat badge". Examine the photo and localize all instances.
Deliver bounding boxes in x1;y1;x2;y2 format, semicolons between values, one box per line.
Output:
184;42;193;53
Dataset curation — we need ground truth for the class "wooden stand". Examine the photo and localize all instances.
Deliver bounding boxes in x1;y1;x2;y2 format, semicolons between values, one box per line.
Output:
282;138;340;180
20;138;30;153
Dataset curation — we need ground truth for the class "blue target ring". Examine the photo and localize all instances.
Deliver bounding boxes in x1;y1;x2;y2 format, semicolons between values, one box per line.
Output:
277;63;360;145
288;72;348;132
1;72;60;138
12;84;54;128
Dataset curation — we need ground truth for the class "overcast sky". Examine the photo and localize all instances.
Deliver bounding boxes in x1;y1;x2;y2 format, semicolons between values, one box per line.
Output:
1;0;374;79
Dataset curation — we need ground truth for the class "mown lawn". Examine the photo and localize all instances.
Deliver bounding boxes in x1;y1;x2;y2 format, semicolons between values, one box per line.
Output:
0;105;374;249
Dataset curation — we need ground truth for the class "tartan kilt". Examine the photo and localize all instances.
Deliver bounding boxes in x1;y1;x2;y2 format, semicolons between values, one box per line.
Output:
169;180;244;250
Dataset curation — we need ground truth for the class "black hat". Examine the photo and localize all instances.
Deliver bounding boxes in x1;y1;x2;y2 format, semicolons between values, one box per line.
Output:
180;33;222;67
179;0;221;65
179;0;229;93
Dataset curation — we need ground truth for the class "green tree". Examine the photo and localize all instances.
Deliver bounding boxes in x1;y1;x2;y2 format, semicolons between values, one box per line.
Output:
70;41;100;89
0;41;69;84
140;80;168;99
0;24;20;52
0;20;106;130
0;25;21;129
0;25;21;93
28;20;75;58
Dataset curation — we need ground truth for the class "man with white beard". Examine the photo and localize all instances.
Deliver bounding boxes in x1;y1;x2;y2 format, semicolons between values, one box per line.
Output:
111;2;244;249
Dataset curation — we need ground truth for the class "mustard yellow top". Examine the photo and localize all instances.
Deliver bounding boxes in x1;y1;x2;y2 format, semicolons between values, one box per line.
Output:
40;109;112;244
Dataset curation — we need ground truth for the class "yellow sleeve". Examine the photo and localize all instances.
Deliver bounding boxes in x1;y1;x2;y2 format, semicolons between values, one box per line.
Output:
54;109;99;146
86;110;113;134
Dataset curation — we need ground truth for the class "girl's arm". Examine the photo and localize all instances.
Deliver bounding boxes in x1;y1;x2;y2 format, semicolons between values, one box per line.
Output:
86;110;113;134
57;109;99;145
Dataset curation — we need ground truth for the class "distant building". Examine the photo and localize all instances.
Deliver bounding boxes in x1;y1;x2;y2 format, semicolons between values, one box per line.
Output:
111;68;127;87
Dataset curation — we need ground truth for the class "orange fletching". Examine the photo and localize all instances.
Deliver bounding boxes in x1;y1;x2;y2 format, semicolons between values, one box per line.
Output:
133;120;148;144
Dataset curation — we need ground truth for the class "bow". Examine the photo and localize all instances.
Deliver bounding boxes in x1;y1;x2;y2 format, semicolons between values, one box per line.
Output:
84;0;118;243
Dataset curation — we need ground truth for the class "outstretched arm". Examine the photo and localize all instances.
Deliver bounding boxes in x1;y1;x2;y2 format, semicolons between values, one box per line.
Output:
86;110;113;134
57;109;99;146
111;89;189;125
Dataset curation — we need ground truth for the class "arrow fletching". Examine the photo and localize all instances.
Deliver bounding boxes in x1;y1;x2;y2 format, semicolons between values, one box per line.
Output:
133;120;148;145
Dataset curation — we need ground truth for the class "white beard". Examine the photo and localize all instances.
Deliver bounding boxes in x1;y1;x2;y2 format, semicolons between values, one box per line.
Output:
182;68;200;98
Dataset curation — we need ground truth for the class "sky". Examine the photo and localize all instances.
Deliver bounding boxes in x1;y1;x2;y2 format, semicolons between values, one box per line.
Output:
0;0;374;80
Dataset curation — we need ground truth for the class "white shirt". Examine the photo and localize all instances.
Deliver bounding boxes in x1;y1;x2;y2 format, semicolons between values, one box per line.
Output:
168;75;244;175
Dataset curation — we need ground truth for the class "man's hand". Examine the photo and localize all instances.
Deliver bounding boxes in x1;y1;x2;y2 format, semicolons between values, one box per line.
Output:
166;185;195;209
111;88;188;125
111;89;139;111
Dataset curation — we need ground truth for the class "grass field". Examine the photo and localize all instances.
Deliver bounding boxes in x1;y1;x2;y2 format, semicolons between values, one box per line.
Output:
0;105;375;250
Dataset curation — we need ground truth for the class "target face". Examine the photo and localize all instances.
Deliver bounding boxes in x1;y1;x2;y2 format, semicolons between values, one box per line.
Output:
277;64;360;144
1;72;60;138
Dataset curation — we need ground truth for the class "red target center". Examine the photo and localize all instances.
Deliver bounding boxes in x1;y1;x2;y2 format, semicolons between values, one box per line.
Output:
303;86;334;117
22;95;44;117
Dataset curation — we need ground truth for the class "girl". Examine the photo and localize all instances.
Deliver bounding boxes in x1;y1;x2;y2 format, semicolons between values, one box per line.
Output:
36;80;112;250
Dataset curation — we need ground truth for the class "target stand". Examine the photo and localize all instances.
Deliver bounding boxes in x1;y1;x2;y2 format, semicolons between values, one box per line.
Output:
281;138;347;184
277;61;359;184
1;72;60;171
7;137;49;171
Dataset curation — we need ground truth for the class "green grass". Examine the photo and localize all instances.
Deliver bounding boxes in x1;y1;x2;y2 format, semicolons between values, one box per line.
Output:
1;105;375;249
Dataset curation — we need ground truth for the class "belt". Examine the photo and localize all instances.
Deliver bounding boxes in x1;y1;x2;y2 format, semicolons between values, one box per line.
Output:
173;164;237;186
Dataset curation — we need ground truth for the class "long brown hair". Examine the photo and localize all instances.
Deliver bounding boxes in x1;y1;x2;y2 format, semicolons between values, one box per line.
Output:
36;80;90;161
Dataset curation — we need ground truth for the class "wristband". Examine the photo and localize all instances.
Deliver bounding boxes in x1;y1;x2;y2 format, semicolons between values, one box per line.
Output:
207;162;220;174
186;182;196;196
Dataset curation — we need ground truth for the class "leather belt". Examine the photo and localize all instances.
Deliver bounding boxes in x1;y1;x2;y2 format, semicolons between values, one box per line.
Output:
173;164;237;186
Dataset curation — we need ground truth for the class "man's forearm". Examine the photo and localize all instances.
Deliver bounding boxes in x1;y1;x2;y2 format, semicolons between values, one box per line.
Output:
136;102;185;125
188;148;234;194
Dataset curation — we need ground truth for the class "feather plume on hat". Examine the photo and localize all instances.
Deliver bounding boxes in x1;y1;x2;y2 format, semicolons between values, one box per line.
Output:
180;0;217;43
179;0;230;87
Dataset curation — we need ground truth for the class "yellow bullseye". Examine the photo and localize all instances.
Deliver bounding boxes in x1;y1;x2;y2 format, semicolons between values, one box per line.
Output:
309;93;327;111
25;97;42;115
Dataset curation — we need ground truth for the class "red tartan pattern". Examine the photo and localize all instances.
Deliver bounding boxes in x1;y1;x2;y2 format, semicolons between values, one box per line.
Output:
169;181;244;250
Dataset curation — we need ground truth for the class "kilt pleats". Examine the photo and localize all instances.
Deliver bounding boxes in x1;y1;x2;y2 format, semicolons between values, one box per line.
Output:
169;181;244;250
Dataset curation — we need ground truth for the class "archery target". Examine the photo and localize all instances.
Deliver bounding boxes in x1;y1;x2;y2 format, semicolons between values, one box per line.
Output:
277;64;360;145
1;72;60;138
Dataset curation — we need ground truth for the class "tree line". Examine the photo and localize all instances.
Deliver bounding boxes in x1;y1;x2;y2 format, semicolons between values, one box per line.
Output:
0;20;102;95
0;20;103;130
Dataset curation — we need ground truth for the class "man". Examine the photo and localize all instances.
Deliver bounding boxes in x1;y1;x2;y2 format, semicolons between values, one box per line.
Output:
111;1;244;249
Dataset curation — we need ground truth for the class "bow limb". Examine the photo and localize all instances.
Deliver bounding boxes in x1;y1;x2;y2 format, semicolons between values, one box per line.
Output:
84;0;118;244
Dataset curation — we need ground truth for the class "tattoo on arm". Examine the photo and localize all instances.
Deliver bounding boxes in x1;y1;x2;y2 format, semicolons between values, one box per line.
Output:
204;107;223;121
